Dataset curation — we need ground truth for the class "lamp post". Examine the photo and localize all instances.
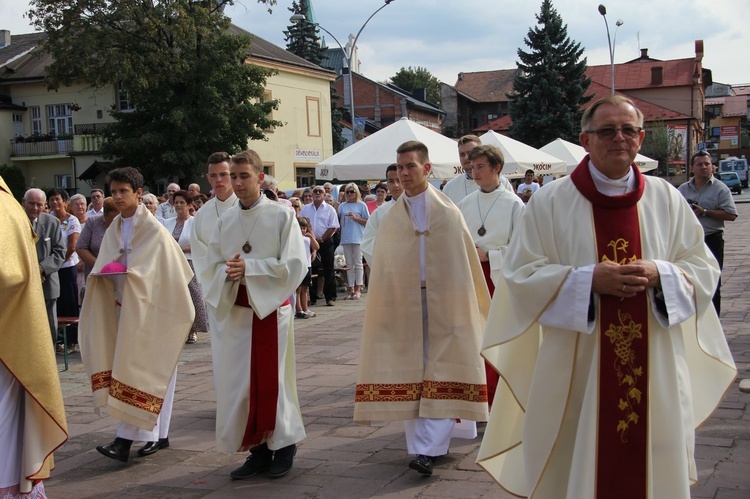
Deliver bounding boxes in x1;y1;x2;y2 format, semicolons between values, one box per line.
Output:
598;5;624;95
291;0;395;144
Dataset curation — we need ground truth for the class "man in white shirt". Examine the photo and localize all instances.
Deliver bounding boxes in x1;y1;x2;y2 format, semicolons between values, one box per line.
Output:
478;95;736;498
158;183;180;219
299;185;340;306
85;189;105;217
515;169;540;199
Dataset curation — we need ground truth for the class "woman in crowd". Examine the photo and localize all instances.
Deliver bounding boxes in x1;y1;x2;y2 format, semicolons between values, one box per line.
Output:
162;190;208;344
76;197;119;279
295;216;319;319
337;183;369;300
289;197;302;216
371;182;388;213
193;193;208;211
301;188;314;205
70;193;90;304
141;192;165;224
47;187;82;354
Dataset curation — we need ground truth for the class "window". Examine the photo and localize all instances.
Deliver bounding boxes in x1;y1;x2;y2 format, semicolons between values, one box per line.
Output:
487;113;499;122
711;127;720;137
29;106;42;135
46;104;73;136
306;96;321;137
54;175;72;189
263;162;274;176
116;82;135;111
295;166;315;188
12;113;23;137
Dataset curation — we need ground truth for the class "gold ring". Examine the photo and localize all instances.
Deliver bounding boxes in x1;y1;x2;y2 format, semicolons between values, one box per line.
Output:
622;284;626;292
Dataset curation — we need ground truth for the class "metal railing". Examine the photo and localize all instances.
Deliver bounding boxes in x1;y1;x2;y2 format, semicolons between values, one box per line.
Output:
10;138;73;157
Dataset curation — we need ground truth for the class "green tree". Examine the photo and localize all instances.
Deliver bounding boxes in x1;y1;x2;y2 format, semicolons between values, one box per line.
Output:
389;66;442;105
508;0;591;148
27;0;281;183
640;121;671;176
284;0;346;152
0;164;27;202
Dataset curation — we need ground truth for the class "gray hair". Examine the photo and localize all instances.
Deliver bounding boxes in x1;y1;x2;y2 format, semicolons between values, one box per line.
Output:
23;188;45;201
141;193;158;205
70;193;86;204
262;174;278;191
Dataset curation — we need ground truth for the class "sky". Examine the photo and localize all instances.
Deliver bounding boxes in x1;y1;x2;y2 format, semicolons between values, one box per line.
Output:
3;0;750;88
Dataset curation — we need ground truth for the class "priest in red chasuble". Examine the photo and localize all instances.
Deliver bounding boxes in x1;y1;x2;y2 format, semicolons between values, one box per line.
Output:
477;95;736;499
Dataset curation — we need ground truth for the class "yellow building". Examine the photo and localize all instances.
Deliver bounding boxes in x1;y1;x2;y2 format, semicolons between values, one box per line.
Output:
0;26;334;196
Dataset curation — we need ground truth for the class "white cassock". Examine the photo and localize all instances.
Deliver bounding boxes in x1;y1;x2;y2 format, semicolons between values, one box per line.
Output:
361;199;395;267
457;183;524;285
442;173;511;205
477;164;737;498
190;193;238;392
204;196;308;452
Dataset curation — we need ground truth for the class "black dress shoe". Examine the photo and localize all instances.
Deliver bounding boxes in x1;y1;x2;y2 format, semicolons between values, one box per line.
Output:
230;443;272;479
96;437;133;463
408;454;433;475
268;444;297;478
137;437;170;457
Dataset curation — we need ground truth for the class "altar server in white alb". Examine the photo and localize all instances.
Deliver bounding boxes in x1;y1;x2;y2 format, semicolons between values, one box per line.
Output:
477;95;736;499
190;152;237;380
204;150;308;480
361;163;403;267
457;144;523;407
442;134;511;205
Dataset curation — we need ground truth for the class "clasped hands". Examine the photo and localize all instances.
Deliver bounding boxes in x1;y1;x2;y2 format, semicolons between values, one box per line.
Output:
591;259;660;299
225;254;245;281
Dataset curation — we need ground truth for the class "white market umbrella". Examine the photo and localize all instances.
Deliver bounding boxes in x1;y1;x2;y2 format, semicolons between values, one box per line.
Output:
316;118;462;181
479;131;567;178
539;138;658;174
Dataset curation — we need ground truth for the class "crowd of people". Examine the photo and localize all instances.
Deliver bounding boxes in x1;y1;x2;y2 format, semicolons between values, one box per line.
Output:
0;96;740;498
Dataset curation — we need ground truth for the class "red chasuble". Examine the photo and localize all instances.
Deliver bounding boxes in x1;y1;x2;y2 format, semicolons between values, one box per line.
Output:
480;261;499;407
571;161;648;499
234;284;283;451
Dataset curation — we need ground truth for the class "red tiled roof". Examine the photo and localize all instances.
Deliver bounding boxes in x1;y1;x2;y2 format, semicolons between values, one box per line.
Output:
706;95;748;118
583;81;691;121
587;57;698;90
473;114;512;132
454;69;517;102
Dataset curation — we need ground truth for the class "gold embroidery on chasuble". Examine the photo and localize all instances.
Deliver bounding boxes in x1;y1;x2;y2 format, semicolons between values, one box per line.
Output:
91;370;112;392
109;377;164;415
355;381;487;404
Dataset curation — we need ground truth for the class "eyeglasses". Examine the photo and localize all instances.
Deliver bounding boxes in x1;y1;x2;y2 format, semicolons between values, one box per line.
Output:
292;204;300;208
312;190;325;194
584;126;642;140
346;190;356;194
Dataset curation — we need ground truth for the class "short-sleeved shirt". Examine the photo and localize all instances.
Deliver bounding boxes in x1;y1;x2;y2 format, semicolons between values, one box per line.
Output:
76;214;108;277
516;182;540;196
158;201;177;219
58;214;82;268
338;201;370;245
299;201;339;239
677;177;738;236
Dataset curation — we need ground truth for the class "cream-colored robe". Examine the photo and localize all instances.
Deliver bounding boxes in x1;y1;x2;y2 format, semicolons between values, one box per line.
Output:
477;173;737;498
457;184;524;285
0;177;67;493
80;204;194;430
354;185;490;423
361;198;395;267
204;196;308;451
442;173;512;205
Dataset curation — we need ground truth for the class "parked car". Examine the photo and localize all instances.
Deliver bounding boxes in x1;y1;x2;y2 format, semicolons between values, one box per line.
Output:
719;157;748;188
717;171;742;194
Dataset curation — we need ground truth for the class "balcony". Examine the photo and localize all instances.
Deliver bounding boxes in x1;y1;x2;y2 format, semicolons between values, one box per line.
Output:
73;123;114;154
10;136;73;158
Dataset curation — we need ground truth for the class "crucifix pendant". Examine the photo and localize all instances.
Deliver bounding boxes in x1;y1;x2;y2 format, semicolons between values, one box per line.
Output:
477;225;487;236
242;242;252;253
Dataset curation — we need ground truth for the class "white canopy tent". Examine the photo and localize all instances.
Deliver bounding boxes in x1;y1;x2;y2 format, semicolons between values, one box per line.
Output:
539;138;658;174
479;131;567;178
315;118;462;181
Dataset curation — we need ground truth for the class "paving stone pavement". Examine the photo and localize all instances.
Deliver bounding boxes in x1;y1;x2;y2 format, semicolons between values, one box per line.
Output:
47;205;750;499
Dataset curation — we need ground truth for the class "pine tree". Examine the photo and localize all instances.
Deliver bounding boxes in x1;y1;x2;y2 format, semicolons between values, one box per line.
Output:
508;0;591;148
283;0;326;66
284;0;346;151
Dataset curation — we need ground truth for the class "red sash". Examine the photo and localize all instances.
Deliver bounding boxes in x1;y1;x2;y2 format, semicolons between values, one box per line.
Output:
571;159;649;499
234;284;289;451
480;261;498;406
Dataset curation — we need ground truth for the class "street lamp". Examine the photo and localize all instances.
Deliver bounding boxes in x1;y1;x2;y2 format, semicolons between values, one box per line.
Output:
598;5;624;95
291;0;395;144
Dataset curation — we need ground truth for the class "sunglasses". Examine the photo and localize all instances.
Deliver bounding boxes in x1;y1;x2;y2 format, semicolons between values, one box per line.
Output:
313;190;325;194
346;190;356;194
583;126;642;140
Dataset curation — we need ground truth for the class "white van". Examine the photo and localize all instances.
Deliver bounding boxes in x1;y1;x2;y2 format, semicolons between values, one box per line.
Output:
719;157;749;188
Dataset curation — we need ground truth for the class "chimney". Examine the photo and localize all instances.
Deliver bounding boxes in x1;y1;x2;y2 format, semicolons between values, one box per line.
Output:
0;30;10;48
640;48;648;59
458;73;463;81
695;39;704;62
651;66;663;85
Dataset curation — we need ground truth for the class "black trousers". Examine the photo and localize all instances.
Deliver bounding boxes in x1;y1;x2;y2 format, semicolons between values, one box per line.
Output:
311;239;337;303
704;231;724;314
